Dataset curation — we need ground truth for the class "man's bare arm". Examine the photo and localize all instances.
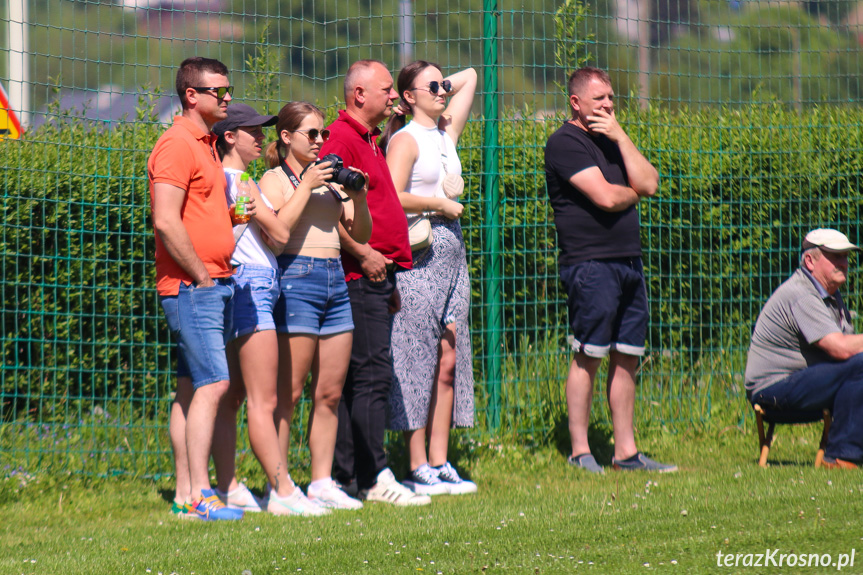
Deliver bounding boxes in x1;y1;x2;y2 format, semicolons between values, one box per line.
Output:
568;167;641;212
816;332;863;361
586;109;659;197
152;182;213;287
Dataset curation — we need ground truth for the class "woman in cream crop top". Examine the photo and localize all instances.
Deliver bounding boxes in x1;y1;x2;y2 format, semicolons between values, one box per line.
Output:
257;101;372;510
259;103;370;258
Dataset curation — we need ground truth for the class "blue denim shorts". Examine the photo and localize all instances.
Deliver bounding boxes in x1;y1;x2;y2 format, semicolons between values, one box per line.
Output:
160;278;234;388
159;295;191;380
229;264;279;341
274;255;354;336
559;257;648;358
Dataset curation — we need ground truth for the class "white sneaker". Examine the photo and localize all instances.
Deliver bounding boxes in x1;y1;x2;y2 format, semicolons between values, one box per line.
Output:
267;486;331;517
216;483;263;512
359;468;432;506
403;463;451;495
434;462;477;495
308;479;364;510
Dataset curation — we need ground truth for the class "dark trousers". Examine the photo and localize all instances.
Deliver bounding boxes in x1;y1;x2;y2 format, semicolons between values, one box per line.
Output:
333;273;396;489
751;352;863;461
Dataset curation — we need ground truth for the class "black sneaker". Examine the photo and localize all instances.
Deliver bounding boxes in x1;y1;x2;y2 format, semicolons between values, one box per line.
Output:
403;463;451;495
434;462;477;495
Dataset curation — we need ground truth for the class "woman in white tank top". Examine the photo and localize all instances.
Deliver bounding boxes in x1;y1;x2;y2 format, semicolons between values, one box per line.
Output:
379;63;479;495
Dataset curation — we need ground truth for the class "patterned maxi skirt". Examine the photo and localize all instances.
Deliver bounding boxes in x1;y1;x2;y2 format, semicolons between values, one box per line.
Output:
388;215;475;430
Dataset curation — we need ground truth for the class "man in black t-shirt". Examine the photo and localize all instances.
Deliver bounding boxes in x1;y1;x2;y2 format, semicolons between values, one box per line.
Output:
545;67;676;474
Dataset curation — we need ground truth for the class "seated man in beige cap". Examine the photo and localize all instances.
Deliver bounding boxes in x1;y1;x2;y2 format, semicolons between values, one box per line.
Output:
745;228;863;469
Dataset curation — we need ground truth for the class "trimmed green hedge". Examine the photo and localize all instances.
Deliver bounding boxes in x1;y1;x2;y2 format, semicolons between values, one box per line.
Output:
2;103;862;426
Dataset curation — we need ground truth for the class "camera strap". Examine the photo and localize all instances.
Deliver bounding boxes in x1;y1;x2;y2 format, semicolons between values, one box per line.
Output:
280;161;302;189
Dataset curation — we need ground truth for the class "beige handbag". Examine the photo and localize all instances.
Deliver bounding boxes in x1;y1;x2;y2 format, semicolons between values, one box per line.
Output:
408;215;433;251
438;131;465;199
442;172;464;199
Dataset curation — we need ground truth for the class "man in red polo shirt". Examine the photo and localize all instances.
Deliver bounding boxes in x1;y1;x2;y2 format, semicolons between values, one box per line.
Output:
321;59;429;506
148;57;243;521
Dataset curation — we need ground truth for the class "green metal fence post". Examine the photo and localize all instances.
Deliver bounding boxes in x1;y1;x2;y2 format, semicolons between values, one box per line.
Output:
482;0;502;433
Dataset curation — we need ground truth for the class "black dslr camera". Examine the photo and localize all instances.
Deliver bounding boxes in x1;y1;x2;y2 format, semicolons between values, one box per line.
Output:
305;153;366;192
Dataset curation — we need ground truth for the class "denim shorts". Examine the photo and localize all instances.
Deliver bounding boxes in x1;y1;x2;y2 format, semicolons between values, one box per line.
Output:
159;295;191;380
160;278;234;388
559;257;648;358
274;255;354;336
229;264;279;341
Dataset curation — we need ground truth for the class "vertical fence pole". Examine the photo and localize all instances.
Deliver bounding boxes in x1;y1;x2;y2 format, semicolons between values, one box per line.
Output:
482;0;502;432
8;0;30;126
398;0;414;68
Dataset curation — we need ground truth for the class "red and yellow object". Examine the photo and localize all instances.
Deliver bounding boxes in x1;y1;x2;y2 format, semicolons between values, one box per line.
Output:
0;84;23;140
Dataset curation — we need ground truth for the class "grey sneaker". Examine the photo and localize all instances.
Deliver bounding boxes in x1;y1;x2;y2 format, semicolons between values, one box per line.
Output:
612;452;678;473
567;453;605;474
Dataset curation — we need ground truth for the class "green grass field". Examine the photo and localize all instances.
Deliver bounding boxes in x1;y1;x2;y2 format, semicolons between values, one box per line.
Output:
3;423;862;575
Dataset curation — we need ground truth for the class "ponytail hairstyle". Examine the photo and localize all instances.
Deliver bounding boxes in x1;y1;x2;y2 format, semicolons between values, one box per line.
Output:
378;60;442;154
264;101;325;169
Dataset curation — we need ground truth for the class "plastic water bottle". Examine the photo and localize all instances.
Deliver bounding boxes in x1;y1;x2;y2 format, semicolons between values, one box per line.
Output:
235;172;251;223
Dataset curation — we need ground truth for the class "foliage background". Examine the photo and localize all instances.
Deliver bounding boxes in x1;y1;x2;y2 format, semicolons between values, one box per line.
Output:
3;102;863;473
2;0;863;475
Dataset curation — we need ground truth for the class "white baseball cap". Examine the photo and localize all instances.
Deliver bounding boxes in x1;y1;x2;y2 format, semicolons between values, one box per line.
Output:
802;228;860;253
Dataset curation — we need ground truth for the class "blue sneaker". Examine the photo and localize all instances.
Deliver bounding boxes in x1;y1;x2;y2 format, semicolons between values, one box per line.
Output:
190;489;245;521
612;452;678;473
567;453;605;474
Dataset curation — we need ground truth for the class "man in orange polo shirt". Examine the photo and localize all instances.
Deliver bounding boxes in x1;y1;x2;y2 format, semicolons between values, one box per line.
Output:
148;57;242;521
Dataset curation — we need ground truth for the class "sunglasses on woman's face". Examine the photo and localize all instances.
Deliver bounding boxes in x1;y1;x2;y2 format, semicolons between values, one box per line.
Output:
409;80;453;95
293;128;330;143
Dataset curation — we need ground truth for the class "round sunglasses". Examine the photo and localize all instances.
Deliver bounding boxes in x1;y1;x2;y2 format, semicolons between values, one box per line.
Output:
293;128;330;143
408;80;453;95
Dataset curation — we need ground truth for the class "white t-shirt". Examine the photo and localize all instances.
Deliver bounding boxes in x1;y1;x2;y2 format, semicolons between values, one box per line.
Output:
224;168;278;268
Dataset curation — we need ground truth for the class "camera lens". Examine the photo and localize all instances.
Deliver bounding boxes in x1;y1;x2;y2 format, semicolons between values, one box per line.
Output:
334;169;366;192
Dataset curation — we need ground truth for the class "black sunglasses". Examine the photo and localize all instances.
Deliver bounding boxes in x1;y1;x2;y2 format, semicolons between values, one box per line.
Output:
409;80;453;95
294;128;330;143
193;86;234;99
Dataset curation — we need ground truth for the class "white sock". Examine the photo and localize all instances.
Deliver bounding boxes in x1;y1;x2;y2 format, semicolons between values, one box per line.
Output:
308;477;332;496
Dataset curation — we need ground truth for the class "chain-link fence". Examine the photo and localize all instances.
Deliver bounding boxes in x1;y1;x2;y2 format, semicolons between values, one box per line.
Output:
2;0;863;475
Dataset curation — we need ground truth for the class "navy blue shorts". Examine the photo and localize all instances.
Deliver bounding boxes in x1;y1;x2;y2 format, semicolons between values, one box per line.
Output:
559;257;648;358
